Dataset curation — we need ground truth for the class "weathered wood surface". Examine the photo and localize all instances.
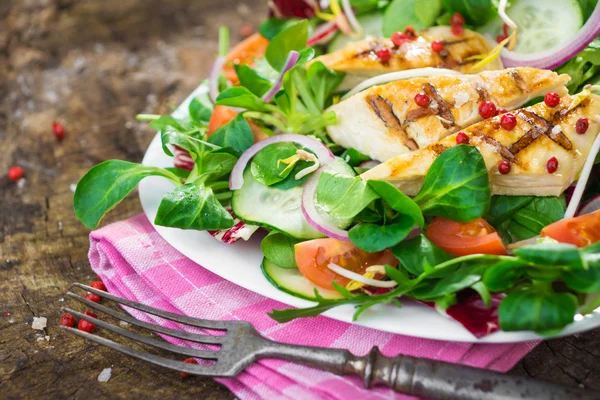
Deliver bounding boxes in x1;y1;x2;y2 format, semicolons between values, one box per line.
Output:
0;0;598;398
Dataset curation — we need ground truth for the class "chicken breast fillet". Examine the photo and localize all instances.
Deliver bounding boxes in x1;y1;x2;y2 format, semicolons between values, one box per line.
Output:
314;26;503;90
326;67;570;161
361;93;600;197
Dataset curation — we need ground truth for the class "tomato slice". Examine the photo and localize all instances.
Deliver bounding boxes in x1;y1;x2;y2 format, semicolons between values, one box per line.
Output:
426;217;508;256
541;210;600;247
206;105;268;142
222;33;269;85
295;239;398;290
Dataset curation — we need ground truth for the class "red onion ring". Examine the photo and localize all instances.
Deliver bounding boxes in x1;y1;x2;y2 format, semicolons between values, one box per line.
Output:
340;0;362;35
578;195;600;216
209;55;227;103
501;2;600;69
564;128;600;219
262;51;299;103
301;166;350;241
229;134;335;190
307;21;338;46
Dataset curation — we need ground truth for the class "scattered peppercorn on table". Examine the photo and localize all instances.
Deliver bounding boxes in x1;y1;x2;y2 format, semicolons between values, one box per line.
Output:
1;0;599;399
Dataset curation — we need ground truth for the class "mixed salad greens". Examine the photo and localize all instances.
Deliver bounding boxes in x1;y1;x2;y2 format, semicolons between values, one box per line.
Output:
74;0;600;337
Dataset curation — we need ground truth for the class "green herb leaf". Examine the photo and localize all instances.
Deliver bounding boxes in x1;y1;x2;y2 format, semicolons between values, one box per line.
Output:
349;216;415;252
316;173;379;221
383;0;426;37
234;65;273;97
266;20;309;71
207;114;254;156
154;182;234;230
414;0;443;26
443;0;495;26
74;160;179;229
216;87;273;112
259;18;299;40
200;151;238;180
392;234;453;276
251;142;299;186
261;231;300;269
482;259;527;292
270;160;312;189
368;180;424;227
341;148;371;167
498;287;578;333
414;145;491;222
306;61;345;111
514;243;586;270
411;263;488;300
189;96;213;124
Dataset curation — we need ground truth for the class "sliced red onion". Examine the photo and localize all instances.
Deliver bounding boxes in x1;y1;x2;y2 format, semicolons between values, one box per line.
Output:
307;21;338;46
501;2;600;69
229;134;334;190
340;0;362;35
578;195;600;216
359;160;380;169
262;50;299;103
209;55;227;103
327;263;398;288
173;146;195;171
334;13;352;35
564;129;600;219
301;166;350;241
342;68;461;100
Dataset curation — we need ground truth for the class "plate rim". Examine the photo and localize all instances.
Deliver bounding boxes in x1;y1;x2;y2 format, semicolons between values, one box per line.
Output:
138;82;600;343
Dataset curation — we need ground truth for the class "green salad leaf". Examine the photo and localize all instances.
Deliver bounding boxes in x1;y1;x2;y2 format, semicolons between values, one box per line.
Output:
383;0;427;36
188;96;213;124
234;65;273;97
266;20;309;71
341;148;371;167
261;231;300;269
200;151;238;180
414;145;491;222
392;235;453;276
259;18;300;40
368;180;424;228
414;0;444;26
216;87;273;112
443;0;495;26
316;173;379;220
74;160;181;229
154;182;234;230
207;114;254;156
349;215;415;252
251;142;299;186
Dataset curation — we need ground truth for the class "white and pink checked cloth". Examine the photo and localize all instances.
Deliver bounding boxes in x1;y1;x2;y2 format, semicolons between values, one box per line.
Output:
89;214;537;400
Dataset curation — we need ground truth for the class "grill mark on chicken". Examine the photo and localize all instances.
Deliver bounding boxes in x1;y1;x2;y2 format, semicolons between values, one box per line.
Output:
422;83;455;128
406;107;437;120
472;130;516;161
366;94;419;151
509;69;526;94
517;109;573;151
476;86;489;102
430;143;448;155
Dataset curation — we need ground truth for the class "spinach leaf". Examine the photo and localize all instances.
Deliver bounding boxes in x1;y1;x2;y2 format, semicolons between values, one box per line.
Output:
443;0;495;26
207;114;254;156
513;243;587;270
265;20;309;71
74;160;180;229
341;148;371;166
306;61;345;111
414;145;491;222
482;259;527;292
154;182;234;230
349;215;415;252
383;0;426;36
414;0;443;26
189;96;213;124
164;167;191;180
201;151;238;180
251;142;298;186
316;173;379;220
261;231;300;269
411;264;488;300
368;180;424;227
259;18;299;40
234;65;272;97
564;265;600;293
270;160;312;190
392;235;453;276
498;286;578;333
216;87;272;112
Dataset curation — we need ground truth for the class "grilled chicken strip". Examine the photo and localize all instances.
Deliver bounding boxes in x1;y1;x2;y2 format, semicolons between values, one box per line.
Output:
314;26;503;91
326;67;570;161
361;93;600;197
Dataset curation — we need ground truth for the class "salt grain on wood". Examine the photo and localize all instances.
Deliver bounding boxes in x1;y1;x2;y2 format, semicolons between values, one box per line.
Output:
32;316;47;330
98;368;112;383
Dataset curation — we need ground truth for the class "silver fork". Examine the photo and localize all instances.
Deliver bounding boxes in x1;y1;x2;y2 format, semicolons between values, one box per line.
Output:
62;283;598;400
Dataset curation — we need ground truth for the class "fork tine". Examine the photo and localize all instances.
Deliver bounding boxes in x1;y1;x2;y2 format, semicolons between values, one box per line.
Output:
63;308;218;360
66;292;224;345
60;326;227;377
73;283;230;330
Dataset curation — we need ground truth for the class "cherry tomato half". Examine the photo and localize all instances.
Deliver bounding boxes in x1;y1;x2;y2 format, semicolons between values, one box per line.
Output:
426;217;508;256
541;210;600;247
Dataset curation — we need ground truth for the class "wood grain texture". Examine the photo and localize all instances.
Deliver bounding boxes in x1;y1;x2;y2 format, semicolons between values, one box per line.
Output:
0;0;598;398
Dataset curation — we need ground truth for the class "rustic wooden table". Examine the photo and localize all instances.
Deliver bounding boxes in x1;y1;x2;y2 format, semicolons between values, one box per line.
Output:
1;0;599;398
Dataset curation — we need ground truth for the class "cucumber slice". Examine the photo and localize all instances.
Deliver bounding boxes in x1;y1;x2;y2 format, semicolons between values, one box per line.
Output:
261;258;343;300
478;0;583;54
328;13;383;53
232;158;354;240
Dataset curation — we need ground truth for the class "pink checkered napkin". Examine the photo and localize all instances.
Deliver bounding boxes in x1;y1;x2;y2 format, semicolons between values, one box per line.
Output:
89;214;537;400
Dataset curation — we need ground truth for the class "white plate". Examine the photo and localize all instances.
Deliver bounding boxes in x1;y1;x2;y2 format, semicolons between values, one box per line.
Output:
139;83;600;343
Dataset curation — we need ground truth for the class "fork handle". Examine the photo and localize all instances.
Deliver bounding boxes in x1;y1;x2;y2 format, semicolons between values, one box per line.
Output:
260;344;598;399
345;346;597;400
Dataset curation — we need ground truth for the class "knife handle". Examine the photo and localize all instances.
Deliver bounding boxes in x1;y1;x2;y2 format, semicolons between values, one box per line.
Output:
344;346;598;400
